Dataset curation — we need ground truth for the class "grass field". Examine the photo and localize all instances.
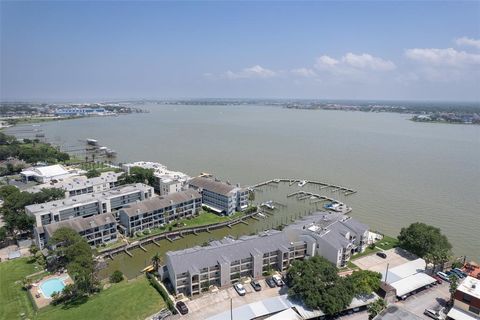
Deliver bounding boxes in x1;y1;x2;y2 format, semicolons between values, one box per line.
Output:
0;258;38;320
37;277;165;320
375;235;399;251
0;258;165;320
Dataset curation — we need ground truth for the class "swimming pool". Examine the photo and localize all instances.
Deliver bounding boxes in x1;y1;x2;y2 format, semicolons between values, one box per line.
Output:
39;278;65;298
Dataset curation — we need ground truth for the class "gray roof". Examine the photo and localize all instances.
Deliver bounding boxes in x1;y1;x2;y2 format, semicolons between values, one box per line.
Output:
188;177;241;196
373;305;423;320
43;212;116;235
25;183;151;214
121;189;201;217
166;230;296;275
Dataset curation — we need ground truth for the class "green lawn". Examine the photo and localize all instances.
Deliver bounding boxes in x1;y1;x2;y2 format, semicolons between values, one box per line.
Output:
375;235;399;250
37;277;165;320
1;258;165;320
132;211;247;240
0;258;38;320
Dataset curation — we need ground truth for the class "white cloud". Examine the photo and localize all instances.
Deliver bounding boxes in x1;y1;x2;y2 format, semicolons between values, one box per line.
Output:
224;65;276;79
314;53;395;72
455;36;480;49
291;68;316;77
314;55;339;69
342;53;396;71
405;48;480;66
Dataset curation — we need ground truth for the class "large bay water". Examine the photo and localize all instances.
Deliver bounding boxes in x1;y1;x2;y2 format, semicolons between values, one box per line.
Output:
8;104;479;277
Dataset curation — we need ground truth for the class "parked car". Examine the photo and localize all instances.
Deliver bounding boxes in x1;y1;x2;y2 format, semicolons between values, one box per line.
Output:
272;274;284;287
424;308;446;320
234;283;246;296
436;271;450;282
175;301;189;315
250;280;262;291
265;277;276;288
453;268;467;278
433;275;443;284
376;252;387;259
446;271;461;280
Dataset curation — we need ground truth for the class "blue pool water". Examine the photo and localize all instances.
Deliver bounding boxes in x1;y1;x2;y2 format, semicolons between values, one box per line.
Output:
40;278;65;298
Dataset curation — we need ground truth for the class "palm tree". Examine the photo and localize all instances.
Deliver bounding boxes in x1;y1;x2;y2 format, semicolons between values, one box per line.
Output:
151;253;161;272
368;298;387;319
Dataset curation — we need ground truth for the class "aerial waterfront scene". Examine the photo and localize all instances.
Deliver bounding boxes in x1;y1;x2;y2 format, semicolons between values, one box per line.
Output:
1;1;479;320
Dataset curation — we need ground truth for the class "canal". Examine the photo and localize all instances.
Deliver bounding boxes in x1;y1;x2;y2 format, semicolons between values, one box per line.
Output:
98;180;355;279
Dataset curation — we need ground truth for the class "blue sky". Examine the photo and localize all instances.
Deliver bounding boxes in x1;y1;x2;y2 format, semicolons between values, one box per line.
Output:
1;1;479;101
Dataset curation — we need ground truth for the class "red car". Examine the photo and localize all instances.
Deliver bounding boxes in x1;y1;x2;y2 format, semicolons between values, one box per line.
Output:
433;275;443;284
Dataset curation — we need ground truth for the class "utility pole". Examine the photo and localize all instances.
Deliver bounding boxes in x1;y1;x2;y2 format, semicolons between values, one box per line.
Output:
384;263;390;283
230;298;233;320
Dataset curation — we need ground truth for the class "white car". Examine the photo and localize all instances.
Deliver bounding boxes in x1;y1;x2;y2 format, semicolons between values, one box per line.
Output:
272;275;284;286
424;308;446;320
233;283;246;296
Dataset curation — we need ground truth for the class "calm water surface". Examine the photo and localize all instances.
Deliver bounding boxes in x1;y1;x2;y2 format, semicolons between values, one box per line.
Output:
9;105;479;277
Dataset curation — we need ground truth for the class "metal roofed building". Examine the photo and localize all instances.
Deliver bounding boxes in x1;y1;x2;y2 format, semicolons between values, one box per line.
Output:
20;164;76;183
163;212;370;296
188;176;248;215
448;276;480;320
37;212;117;248
26;183;154;228
118;189;201;236
26;171;123;198
381;258;436;299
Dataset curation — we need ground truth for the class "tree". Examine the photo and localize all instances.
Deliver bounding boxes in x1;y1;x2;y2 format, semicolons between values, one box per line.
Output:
86;169;101;178
286;256;354;315
0;227;7;242
49;227;97;299
348;270;382;296
398;222;452;266
151;253;161;271
122;166;155;186
449;274;459;306
368;298;387;319
109;270;124;283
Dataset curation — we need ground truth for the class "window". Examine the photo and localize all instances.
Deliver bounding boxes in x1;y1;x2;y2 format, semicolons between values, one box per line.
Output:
462;293;472;304
469;306;480;315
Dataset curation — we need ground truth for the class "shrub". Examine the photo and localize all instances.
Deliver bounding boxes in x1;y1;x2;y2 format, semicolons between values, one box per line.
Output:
146;272;176;313
109;270;124;283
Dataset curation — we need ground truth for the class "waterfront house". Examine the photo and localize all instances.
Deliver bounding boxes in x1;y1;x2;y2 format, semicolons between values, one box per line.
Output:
37;212;117;248
26;183;154;228
188;176;248;215
121;161;190;195
26;171;123;198
118;189;202;236
163;212;369;296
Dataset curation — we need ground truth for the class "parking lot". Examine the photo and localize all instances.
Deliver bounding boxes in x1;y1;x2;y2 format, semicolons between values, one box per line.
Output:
180;278;287;320
353;248;417;272
398;282;450;319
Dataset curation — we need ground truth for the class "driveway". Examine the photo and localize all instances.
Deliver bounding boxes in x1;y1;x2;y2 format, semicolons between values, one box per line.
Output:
180;279;287;320
397;282;450;319
353;248;418;273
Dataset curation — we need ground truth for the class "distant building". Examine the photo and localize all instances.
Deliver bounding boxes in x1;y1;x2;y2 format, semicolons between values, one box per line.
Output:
121;161;190;195
188;176;248;215
163;212;369;296
20;164;76;183
54;108;107;116
26;183;154;228
26;171;123;198
447;276;480;320
38;213;117;248
118;189;202;236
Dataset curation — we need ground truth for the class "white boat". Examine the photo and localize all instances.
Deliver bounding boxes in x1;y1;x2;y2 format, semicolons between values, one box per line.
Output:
86;138;98;146
324;202;352;214
258;212;266;218
298;180;307;187
261;200;275;210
